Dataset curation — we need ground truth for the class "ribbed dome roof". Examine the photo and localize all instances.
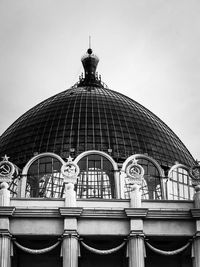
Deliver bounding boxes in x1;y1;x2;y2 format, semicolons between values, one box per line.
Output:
0;49;195;168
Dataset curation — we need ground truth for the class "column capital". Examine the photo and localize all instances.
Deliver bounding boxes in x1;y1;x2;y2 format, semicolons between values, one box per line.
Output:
0;229;12;238
193;232;200;239
62;230;79;239
128;231;145;240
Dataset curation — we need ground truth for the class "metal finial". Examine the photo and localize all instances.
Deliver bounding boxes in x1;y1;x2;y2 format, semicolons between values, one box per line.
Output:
89;36;91;49
87;36;93;55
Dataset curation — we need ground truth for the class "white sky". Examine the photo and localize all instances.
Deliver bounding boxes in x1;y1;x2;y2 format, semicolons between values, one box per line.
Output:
0;0;200;160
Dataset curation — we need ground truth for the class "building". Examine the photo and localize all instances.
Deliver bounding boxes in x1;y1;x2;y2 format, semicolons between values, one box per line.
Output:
0;48;200;267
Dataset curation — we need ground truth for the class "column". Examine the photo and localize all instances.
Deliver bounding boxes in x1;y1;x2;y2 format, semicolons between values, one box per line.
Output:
0;182;14;267
192;233;200;267
191;185;200;266
59;208;82;267
0;230;12;267
128;232;145;267
62;230;79;267
125;209;148;267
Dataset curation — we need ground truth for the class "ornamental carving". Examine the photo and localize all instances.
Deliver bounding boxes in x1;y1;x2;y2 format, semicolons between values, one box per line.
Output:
125;158;144;186
0;155;15;183
61;156;80;184
189;164;200;186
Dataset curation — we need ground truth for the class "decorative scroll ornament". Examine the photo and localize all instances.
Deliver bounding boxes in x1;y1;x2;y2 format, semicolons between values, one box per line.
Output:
0;155;15;183
61;156;80;184
125;158;144;186
189;164;200;186
145;241;190;256
13;240;61;254
80;241;126;255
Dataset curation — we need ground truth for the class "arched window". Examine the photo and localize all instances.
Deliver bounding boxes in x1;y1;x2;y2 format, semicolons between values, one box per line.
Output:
123;155;164;200
23;153;64;198
76;153;116;199
168;164;194;200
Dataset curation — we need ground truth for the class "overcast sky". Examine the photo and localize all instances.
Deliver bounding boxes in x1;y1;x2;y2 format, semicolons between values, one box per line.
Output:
0;0;200;161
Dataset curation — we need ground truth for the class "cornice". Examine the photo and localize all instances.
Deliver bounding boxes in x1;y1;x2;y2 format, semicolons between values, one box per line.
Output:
191;209;200;218
0;207;15;216
147;209;191;219
13;208;60;217
125;208;148;218
81;208;126;218
1;206;194;220
125;208;192;219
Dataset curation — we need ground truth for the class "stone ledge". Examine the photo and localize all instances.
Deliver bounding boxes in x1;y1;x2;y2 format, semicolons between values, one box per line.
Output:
147;209;191;219
0;207;15;216
3;207;194;220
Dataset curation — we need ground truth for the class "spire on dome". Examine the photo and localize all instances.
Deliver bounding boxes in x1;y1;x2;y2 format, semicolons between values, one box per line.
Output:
73;43;108;88
81;48;99;80
74;45;105;88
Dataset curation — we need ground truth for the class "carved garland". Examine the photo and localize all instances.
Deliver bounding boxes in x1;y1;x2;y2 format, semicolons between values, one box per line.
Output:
80;241;126;255
13;238;191;256
145;241;191;256
13;240;61;254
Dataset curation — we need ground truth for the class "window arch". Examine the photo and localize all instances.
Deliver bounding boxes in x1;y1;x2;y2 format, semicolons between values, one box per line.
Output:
75;151;117;199
22;153;65;198
122;154;164;200
168;164;194;200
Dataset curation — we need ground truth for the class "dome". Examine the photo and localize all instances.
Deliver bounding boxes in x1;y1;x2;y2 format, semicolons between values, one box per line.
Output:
0;49;195;169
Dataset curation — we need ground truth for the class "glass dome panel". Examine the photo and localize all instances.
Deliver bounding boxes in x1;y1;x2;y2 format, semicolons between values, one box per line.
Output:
0;87;195;169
